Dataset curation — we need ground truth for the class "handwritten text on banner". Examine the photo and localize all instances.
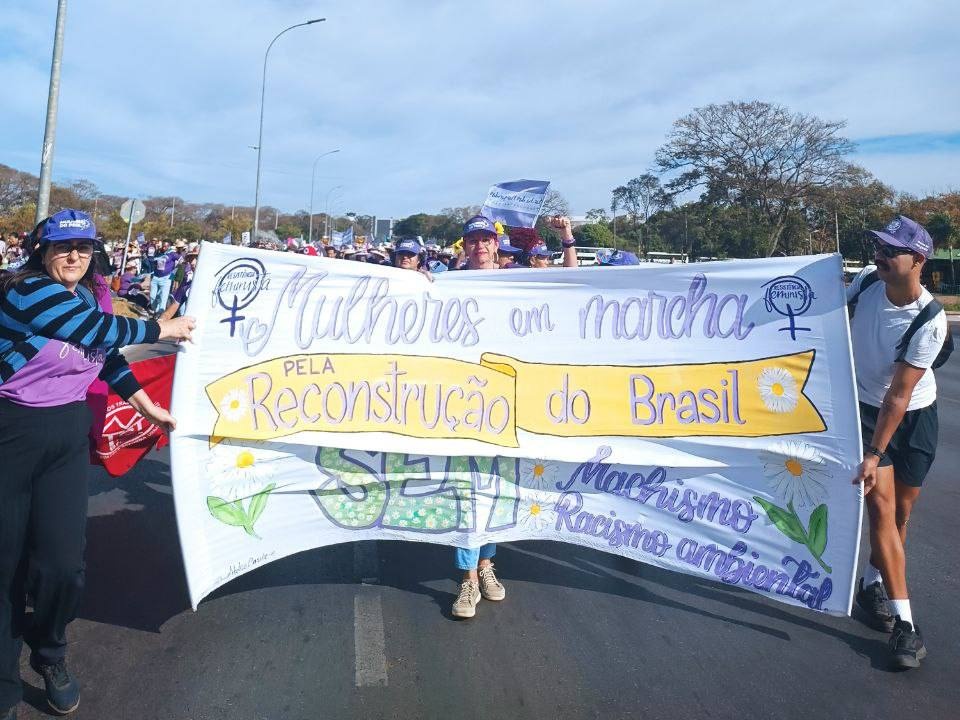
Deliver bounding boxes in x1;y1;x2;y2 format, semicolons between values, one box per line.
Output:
170;244;862;614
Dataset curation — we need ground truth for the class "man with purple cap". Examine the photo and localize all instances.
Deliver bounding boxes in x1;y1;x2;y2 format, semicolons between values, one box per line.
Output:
847;214;950;670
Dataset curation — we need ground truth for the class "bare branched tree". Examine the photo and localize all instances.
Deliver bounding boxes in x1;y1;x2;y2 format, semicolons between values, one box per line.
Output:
655;101;856;255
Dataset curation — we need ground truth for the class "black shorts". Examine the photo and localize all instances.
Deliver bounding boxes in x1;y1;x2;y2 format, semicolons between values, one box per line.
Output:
859;401;939;487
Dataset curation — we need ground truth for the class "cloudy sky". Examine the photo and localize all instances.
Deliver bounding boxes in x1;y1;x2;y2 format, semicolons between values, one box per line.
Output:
3;0;958;219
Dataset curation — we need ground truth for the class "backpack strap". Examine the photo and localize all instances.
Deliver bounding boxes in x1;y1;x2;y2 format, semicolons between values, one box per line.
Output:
895;299;944;363
847;270;880;317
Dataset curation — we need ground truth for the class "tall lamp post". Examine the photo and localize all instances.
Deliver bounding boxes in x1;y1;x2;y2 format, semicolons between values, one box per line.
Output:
324;185;343;242
308;149;340;243
35;0;68;223
253;18;325;243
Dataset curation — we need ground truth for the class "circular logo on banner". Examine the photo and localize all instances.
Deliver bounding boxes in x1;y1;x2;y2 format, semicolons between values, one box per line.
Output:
213;258;268;336
213;258;268;311
762;275;815;341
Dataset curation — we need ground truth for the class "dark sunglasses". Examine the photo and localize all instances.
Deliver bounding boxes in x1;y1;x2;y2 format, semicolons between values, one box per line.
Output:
872;240;914;259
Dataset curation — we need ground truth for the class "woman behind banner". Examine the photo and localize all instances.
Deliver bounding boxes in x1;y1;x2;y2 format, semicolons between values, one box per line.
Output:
0;210;194;719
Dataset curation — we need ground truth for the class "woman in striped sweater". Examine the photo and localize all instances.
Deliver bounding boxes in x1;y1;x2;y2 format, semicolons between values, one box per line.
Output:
0;210;194;720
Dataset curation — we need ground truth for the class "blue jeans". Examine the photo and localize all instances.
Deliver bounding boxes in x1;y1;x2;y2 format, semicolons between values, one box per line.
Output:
150;274;172;314
455;543;496;571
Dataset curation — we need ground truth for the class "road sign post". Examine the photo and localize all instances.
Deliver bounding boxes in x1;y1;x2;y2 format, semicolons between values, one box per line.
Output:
118;198;146;274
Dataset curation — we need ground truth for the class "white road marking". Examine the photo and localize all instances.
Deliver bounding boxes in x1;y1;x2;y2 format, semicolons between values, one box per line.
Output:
354;589;388;687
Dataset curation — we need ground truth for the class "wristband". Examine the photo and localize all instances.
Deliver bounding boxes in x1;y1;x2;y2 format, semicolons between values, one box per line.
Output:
561;240;576;249
866;445;885;460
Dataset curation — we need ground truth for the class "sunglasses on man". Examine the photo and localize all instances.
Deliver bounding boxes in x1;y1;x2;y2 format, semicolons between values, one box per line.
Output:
872;240;915;259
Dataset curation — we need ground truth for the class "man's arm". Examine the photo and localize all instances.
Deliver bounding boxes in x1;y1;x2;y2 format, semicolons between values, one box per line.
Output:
854;362;926;493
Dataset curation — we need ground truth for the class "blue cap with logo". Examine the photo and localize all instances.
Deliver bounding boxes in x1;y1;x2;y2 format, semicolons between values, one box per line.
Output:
867;215;934;258
36;209;97;246
395;237;424;255
529;243;552;258
597;249;640;266
462;215;497;236
497;234;522;255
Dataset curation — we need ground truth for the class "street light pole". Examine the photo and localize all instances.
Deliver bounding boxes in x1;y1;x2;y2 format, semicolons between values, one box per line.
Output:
35;0;68;223
308;149;340;244
252;18;325;244
324;185;343;242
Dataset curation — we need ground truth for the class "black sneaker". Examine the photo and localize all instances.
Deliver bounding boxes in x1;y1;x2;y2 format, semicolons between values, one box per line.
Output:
889;617;927;670
29;657;80;715
855;578;895;632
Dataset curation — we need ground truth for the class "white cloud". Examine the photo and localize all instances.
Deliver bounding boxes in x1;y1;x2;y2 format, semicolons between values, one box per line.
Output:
2;0;958;218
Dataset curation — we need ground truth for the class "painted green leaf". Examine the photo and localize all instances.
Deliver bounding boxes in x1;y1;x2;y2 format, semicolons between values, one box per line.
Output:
807;504;828;558
247;483;276;526
753;496;806;544
770;509;807;544
752;495;782;516
207;496;249;527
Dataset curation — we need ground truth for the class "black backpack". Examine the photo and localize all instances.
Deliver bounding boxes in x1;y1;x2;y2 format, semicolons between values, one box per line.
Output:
848;271;953;370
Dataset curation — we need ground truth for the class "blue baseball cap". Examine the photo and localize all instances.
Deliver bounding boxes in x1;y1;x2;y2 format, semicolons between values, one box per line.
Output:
36;209;97;246
395;238;424;255
529;243;552;257
597;249;640;266
868;215;934;258
463;215;497;236
497;234;522;255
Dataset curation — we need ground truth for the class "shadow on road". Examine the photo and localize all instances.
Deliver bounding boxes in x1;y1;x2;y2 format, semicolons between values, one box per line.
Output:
79;461;896;671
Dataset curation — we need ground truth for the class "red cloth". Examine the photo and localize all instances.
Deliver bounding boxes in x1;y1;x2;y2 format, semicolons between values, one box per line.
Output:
505;227;542;251
93;353;175;477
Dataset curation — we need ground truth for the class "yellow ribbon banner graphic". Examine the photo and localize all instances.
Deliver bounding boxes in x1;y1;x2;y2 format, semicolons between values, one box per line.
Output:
205;351;824;446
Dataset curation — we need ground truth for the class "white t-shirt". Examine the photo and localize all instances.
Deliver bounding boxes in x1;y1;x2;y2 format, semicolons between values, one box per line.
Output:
847;266;948;410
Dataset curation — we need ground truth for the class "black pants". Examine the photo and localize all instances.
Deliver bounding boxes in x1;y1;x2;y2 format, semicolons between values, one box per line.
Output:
0;399;90;711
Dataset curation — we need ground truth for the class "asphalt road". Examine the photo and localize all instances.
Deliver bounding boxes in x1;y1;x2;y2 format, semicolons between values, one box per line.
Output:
14;325;960;720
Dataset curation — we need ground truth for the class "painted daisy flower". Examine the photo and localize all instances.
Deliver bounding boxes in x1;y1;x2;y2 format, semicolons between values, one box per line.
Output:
757;367;799;413
206;441;277;501
519;458;558;490
219;388;249;422
760;441;830;508
518;491;556;531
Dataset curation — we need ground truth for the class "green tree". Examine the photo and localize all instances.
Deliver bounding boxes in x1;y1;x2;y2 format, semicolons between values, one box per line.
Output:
611;174;665;255
573;222;616;248
926;211;954;248
655;100;857;256
394;213;432;238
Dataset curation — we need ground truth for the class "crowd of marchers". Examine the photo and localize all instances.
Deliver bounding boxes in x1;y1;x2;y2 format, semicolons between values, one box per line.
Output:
0;208;951;720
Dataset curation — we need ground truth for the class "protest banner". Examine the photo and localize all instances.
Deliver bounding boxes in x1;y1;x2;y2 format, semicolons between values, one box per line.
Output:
481;180;550;228
170;244;862;613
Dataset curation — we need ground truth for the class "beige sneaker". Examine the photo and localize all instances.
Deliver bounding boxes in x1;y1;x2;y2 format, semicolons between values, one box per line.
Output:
478;563;506;601
452;580;481;618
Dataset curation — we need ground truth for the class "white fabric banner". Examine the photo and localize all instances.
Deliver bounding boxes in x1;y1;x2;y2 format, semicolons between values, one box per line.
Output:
170;244;862;612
